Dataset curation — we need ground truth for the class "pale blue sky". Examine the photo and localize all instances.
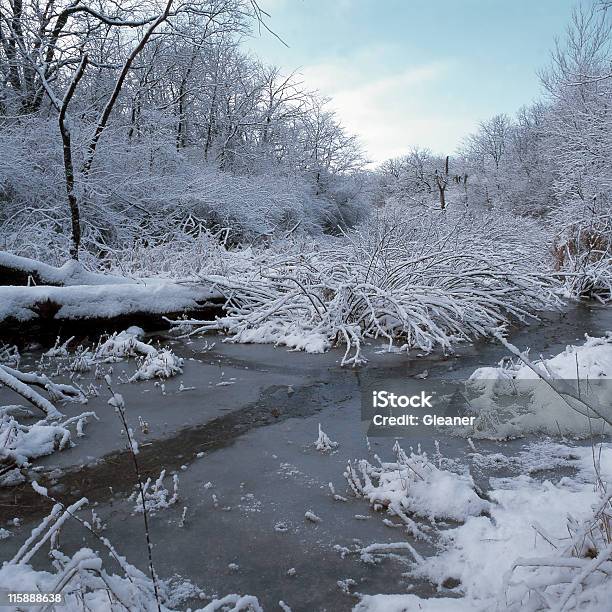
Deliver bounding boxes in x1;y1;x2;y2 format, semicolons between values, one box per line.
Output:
247;0;578;163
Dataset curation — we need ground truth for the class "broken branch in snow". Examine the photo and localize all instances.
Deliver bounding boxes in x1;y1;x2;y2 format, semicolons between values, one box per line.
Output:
0;365;63;419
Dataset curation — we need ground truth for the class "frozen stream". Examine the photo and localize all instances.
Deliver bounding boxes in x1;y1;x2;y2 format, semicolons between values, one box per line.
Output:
0;304;611;611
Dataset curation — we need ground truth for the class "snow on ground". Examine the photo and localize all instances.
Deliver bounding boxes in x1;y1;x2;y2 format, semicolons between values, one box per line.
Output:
354;593;475;611
467;333;612;437
352;441;612;612
354;335;612;612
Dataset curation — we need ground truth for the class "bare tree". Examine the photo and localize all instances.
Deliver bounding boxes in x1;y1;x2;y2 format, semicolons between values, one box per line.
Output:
435;155;449;210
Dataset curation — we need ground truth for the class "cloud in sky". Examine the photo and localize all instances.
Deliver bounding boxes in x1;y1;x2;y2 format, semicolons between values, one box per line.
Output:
300;54;473;164
247;0;574;165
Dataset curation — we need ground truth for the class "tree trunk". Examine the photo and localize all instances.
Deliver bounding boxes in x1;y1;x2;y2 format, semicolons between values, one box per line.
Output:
435;156;449;210
204;85;218;161
438;185;446;209
176;78;187;150
59;55;88;260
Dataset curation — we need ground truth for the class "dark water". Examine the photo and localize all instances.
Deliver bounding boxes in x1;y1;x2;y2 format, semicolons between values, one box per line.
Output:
0;304;610;611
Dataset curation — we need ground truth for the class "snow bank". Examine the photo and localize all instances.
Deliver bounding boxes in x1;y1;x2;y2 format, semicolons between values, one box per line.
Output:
355;442;612;612
413;443;612;611
230;321;331;354
467;333;612;437
471;333;612;385
354;594;474;612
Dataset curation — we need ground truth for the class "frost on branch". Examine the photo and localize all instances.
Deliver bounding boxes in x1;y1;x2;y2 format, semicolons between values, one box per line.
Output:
0;363;86;419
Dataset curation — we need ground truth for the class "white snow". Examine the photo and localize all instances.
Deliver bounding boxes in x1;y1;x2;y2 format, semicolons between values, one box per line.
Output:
96;328;183;381
354;441;612;612
229;321;331;354
0;411;95;484
345;443;489;528
354;594;475;611
0;251;131;286
130;470;179;515
467;333;612;437
0;496;261;611
130;349;184;382
171;211;557;366
0;282;220;323
304;510;322;523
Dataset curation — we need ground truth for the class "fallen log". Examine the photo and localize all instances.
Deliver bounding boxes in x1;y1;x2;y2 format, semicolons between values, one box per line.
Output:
0;282;225;346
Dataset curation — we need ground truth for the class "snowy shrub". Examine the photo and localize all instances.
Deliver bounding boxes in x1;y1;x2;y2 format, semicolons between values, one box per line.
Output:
95;328;152;360
0;344;20;367
95;329;183;381
129;469;179;515
344;442;489;536
0;411;96;486
130;350;184;382
0;116;365;267
552;202;612;303
179;209;558;365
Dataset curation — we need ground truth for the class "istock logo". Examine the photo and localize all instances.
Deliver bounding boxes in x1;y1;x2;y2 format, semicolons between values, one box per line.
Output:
372;390;434;409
